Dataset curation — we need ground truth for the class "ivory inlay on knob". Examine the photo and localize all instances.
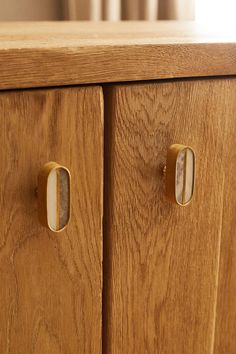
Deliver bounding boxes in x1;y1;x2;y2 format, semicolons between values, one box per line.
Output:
165;144;195;206
38;162;71;232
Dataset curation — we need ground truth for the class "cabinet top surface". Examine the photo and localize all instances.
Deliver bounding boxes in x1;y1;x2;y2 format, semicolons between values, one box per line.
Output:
0;21;235;89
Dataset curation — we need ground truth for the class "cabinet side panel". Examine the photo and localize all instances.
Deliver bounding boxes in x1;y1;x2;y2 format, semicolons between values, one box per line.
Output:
103;79;231;354
0;87;103;354
213;79;236;354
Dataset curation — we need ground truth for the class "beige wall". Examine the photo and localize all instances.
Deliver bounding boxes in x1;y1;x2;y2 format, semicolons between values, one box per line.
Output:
0;0;63;20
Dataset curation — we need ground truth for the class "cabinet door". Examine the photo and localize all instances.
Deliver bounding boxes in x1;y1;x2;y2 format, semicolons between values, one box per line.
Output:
213;80;236;353
103;79;236;354
0;87;103;353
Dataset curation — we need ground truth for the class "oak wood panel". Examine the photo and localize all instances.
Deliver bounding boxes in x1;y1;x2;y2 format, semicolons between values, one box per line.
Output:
103;79;234;354
213;79;236;353
0;21;235;90
0;86;103;353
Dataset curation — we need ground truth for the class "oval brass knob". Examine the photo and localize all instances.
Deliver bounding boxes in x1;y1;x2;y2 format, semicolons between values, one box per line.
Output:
38;162;71;232
165;144;195;206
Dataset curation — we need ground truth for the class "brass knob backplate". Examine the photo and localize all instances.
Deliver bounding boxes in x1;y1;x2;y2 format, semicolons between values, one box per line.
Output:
165;144;195;206
37;162;71;232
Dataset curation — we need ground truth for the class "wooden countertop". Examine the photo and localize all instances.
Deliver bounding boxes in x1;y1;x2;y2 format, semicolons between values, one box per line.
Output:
0;21;235;90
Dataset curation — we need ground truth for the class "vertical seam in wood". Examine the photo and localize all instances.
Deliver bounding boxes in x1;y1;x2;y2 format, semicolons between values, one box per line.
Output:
210;174;225;354
102;85;114;354
99;86;105;354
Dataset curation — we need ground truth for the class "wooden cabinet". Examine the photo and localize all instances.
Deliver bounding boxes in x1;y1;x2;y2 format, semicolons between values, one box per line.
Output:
0;22;235;354
103;79;236;354
0;87;103;353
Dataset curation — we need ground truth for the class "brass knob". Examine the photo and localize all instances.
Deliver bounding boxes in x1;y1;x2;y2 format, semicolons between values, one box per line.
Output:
165;144;195;206
37;162;71;232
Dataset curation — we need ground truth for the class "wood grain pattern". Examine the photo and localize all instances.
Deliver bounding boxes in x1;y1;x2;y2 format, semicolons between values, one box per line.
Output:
0;21;235;90
0;86;103;353
213;80;236;354
103;79;235;354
